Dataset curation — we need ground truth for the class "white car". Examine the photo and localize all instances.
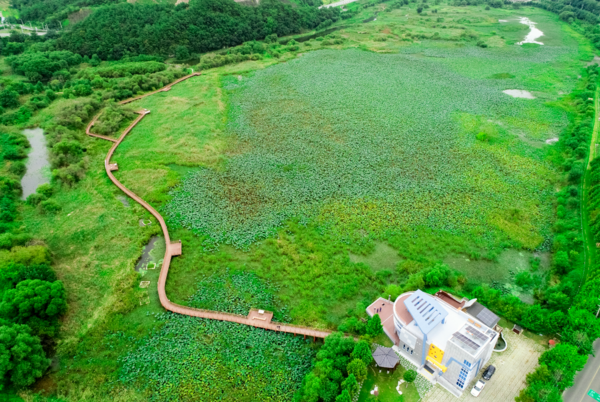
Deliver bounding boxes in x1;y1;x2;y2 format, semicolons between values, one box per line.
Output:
471;380;486;397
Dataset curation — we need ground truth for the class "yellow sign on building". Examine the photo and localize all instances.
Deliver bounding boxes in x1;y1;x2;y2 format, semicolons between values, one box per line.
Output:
428;343;444;363
426;356;448;372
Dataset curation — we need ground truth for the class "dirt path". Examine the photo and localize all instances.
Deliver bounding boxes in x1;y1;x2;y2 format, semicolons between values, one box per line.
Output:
86;73;332;340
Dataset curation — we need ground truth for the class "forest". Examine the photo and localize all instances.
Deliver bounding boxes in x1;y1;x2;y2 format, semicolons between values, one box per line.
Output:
55;0;340;60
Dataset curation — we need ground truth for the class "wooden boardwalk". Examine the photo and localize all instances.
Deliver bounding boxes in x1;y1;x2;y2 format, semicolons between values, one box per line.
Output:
86;72;332;340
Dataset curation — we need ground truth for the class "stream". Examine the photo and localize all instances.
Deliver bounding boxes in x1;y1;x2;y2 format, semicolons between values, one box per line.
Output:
516;17;544;45
20;128;50;200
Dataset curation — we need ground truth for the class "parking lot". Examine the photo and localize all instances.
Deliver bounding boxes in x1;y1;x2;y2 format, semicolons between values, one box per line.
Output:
422;328;546;402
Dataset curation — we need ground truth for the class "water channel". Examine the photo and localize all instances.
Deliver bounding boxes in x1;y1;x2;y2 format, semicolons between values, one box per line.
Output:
20;128;50;200
516;17;544;45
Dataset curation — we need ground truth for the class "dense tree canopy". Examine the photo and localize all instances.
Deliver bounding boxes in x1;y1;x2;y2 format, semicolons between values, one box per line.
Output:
0;320;48;390
0;279;67;336
296;332;359;402
57;0;339;60
0;263;56;291
5;51;83;82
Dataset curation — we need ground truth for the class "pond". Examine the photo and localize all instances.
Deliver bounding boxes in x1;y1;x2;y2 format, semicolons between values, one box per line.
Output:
135;235;165;272
503;89;535;99
21;128;50;200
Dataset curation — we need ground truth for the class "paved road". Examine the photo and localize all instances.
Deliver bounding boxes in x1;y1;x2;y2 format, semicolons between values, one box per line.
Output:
563;339;600;402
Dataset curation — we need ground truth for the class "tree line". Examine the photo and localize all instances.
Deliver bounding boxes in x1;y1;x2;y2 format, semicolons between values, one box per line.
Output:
0;129;67;391
56;0;340;60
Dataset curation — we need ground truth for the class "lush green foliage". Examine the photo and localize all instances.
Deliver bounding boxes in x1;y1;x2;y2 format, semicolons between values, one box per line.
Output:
97;68;187;101
167;49;558;249
188;269;291;322
77;61;166;79
403;369;417;383
0;263;56;290
350;340;372;366
57;0;340;60
117;313;316;401
93;103;136;136
0;279;67;337
295;332;361;402
366;314;383;337
513;66;600;402
6;51;83;82
0;320;49;391
517;344;588;402
0;131;32;250
12;0;118;26
537;0;599;25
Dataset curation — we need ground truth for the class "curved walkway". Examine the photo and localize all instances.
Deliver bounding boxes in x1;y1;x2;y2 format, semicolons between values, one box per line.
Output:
86;72;332;340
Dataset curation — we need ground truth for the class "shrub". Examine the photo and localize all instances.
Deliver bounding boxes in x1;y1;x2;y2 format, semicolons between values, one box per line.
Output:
7;161;25;176
403;369;417;383
39;199;61;214
0;90;19;109
25;193;45;206
73;84;93;97
78;61;166;80
36;183;54;198
515;271;534;288
94;104;136;136
54;98;101;128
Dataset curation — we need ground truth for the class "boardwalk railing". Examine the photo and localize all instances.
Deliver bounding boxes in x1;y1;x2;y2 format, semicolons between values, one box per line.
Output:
86;72;333;340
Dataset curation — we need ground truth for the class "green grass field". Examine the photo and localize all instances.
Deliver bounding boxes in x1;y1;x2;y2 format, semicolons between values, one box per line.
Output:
358;364;420;402
15;3;596;401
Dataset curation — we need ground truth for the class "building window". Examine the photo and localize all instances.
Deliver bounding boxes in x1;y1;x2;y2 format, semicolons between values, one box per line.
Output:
410;350;413;355
463;360;472;368
403;345;406;350
456;367;468;389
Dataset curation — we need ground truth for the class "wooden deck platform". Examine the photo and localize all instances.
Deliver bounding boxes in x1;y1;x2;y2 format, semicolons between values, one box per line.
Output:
169;241;182;256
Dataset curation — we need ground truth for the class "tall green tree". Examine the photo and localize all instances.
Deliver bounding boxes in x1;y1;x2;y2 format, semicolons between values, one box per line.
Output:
0;279;67;336
351;340;373;366
539;344;587;390
341;373;358;396
366;314;383;336
335;389;351;402
346;359;367;382
316;332;355;373
0;320;48;390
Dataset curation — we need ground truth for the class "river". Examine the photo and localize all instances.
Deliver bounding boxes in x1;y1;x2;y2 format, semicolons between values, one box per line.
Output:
21;128;50;199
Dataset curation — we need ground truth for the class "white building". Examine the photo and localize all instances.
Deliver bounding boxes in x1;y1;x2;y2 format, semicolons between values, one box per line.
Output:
368;290;500;397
